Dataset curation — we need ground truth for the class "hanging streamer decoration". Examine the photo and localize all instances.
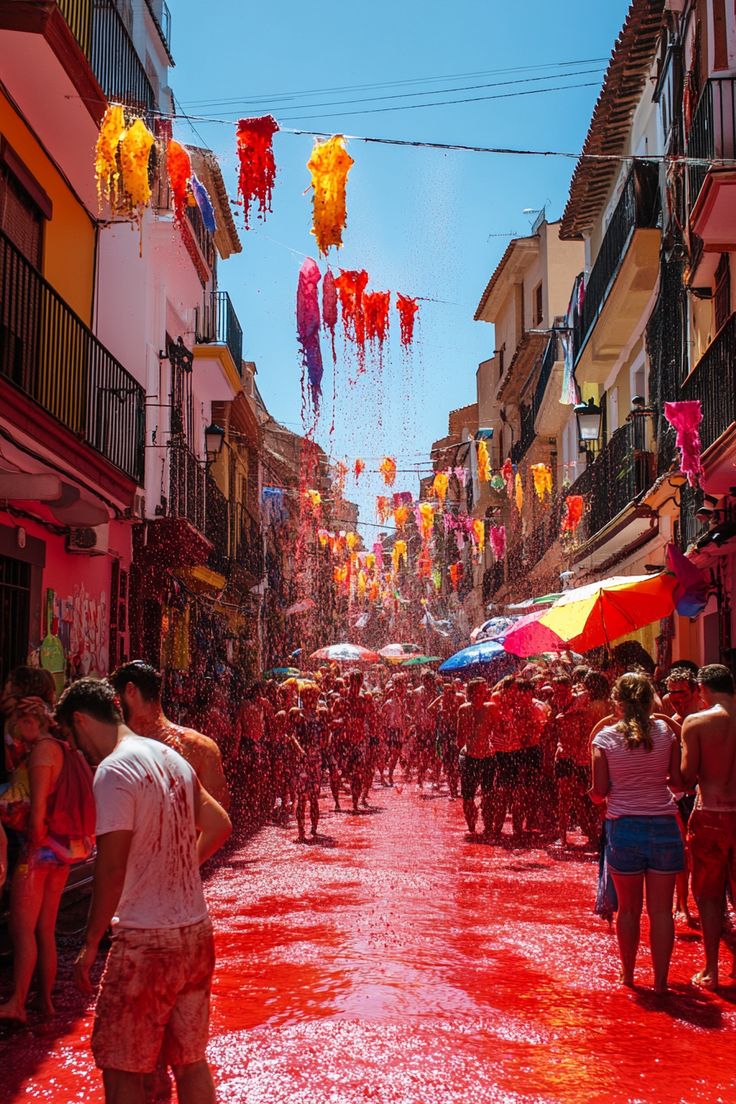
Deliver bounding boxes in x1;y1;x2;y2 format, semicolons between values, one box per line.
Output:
502;458;515;499
363;291;391;348
489;525;507;560
296;258;324;411
322;269;338;357
119;117;155;212
471;518;486;554
191;173;217;233
335;269;369;369
561;495;585;534
307;135;354;256
167;139;192;226
393;505;411;531
477;440;491;482
392;541;408;573
664;400;704;487
396;294;419;347
418;502;435;542
515;473;524;514
235;115;279;229
432;471;449;505
95;104;126;210
379;457;397;487
449;562;464;591
417;546;432;579
354;458;365;480
376;496;391;523
530;463;553;503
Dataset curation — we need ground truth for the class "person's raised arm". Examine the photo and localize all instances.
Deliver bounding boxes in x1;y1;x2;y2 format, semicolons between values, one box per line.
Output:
75;829;133;994
588;745;610;805
195;779;232;866
680;714;701;791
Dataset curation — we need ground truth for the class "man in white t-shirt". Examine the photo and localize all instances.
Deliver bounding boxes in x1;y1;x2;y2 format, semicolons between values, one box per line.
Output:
55;678;231;1104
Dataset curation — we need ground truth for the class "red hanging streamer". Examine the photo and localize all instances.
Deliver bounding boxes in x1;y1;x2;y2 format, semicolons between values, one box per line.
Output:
235;115;279;229
396;294;419;347
167;140;191;226
363;291;391;347
561;495;585;534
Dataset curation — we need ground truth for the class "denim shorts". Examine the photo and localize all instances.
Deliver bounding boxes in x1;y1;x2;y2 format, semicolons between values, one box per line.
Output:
606;815;684;875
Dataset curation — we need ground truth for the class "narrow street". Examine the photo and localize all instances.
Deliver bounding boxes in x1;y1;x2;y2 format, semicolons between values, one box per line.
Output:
3;784;736;1104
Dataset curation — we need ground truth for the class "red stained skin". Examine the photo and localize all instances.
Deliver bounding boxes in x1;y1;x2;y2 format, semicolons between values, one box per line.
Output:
2;786;735;1102
235;115;279;229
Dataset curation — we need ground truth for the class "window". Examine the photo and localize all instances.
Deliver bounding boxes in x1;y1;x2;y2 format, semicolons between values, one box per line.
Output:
498;345;505;380
0;166;43;268
714;253;731;333
533;282;543;326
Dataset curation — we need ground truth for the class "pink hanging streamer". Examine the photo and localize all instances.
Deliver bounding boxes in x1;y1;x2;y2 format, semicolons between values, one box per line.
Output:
664;400;704;487
489;526;507;560
296;258;323;412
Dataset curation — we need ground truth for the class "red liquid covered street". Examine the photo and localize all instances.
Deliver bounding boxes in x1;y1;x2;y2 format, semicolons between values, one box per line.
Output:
3;785;735;1103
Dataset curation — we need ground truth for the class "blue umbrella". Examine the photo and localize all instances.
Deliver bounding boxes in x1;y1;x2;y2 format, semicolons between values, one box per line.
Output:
438;639;520;680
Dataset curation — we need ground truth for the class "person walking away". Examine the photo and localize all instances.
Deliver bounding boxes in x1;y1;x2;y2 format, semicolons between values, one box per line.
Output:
0;696;94;1022
457;680;497;837
288;683;328;841
412;672;439;789
382;676;409;785
590;673;684;993
681;664;736;990
110;661;230;812
59;678;231;1104
332;671;371;814
665;667;703;925
433;682;463;799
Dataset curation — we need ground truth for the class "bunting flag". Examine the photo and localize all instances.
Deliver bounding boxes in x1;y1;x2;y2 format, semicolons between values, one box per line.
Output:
322;269;338;357
307;135;354;255
354;458;365;480
432;471;449;504
376;496;391;523
95;104;126;209
489;525;507;560
531;463;553;503
664;400;704;487
296;258;324;410
515;472;524;514
235;115;279;228
119;117;155;211
191;173;217;232
167;139;192;225
418;501;435;541
396;294;419;347
477;440;491;482
501;458;515;498
379;457;397;486
561;495;585;534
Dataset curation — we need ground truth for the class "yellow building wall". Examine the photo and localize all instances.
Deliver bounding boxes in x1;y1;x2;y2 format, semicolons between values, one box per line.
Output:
0;88;95;323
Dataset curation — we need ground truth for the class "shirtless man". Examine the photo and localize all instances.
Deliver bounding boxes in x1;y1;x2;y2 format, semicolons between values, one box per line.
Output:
665;668;703;923
332;671;371;814
109;661;230;810
288;683;329;842
432;681;463;799
382;676;410;785
457;679;497;837
681;664;736;990
412;672;440;789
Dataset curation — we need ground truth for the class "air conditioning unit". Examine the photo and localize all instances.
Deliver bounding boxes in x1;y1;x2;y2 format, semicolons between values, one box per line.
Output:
66;524;109;556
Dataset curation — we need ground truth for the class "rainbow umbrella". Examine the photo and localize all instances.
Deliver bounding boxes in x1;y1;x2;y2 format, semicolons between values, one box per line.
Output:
501;572;678;658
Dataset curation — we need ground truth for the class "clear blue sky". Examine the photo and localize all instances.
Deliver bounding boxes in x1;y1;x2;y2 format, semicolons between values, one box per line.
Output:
170;0;630;532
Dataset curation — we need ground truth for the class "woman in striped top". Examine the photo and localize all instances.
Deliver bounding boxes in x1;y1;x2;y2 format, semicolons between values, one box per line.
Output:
590;672;684;993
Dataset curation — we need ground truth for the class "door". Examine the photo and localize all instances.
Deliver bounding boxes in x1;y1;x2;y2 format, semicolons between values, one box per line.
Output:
0;554;31;682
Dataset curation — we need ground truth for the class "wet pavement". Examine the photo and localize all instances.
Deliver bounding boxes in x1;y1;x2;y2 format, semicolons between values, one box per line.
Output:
2;781;736;1103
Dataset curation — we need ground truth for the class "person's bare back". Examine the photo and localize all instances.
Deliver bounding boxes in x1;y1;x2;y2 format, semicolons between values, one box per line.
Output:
682;699;736;812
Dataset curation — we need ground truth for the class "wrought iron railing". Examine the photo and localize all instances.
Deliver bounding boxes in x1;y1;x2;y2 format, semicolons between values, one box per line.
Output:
0;230;144;482
57;0;92;53
205;473;229;572
678;483;706;552
90;0;155;117
196;291;244;374
168;442;205;532
510;408;536;465
566;421;653;542
574;161;660;363
232;503;265;578
687;77;736;212
680;313;736;453
510;334;558;465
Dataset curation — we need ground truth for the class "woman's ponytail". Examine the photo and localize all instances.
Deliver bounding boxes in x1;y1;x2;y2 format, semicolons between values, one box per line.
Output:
613;672;654;751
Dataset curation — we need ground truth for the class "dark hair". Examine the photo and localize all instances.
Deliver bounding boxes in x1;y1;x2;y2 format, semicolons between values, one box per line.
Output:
515;678;534;694
347;669;363;685
467;678;486;693
584;671;610;701
109;661;162;703
56;677;122;728
665;667;697;690
571;665;591;684
613;672;654;751
669;659;699;678
496;675;516;693
8;665;56;704
552;675;572;688
698;664;735;695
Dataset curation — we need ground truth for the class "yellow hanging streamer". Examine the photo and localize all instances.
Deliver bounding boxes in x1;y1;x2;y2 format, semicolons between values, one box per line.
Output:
530;463;553;503
432;471;449;504
515;472;524;514
477;440;491;482
472;518;486;554
392;540;408;574
418;501;435;541
393;505;410;530
95;104;126;210
119;117;155;211
307;135;354;255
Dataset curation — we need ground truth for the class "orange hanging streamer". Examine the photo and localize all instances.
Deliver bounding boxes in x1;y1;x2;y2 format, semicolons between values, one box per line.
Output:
515;473;524;514
417;546;432;579
432;472;449;505
304;488;322;514
418;502;435;542
335;269;368;347
561;495;585;534
235;115;279;229
471;518;486;554
376;496;391;523
393;505;410;531
449;562;464;591
363;291;391;346
530;463;553;503
95;104;126;210
345;531;360;552
167;140;192;225
119;118;155;211
317;529;331;549
380;457;397;487
396;294;419;347
477;441;491;482
354;458;365;480
307;135;354;255
357;569;367;599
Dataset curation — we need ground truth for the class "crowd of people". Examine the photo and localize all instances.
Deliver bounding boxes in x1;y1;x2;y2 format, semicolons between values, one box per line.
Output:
1;650;735;1100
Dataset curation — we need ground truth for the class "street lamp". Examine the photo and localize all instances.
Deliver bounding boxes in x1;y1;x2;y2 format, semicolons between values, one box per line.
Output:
205;422;226;464
574;397;602;465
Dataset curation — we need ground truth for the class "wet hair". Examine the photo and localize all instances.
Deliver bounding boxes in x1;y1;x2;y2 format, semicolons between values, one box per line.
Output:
347;669;363;686
698;664;735;695
467;678;486;696
612;672;654;751
496;675;516;693
109;660;162;703
584;671;610;701
515;678;534;694
8;665;56;704
669;659;699;678
56;677;122;728
571;665;591;685
552;675;572;688
665;667;698;690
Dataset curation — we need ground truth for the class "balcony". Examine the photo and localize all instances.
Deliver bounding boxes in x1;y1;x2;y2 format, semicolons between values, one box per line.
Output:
90;0;155;118
0;230;144;484
231;502;265;580
680;312;736;491
509;335;561;465
168;442;206;533
195;291;244;379
687;77;736;248
574;161;660;385
205;473;230;575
